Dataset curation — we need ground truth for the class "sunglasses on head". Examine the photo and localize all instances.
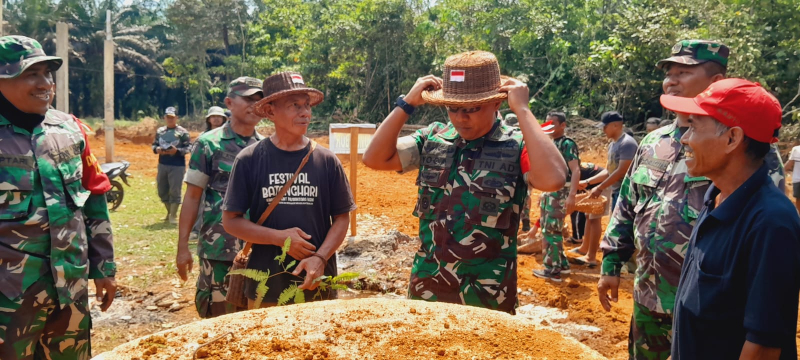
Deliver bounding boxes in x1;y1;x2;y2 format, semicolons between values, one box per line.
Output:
446;106;482;114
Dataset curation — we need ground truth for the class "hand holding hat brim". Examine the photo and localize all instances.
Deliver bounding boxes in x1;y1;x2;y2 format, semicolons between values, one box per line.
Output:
422;76;510;106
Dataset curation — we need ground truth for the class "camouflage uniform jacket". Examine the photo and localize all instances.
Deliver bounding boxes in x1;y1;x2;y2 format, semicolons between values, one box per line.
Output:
184;122;263;261
601;121;785;315
152;125;192;164
553;136;579;180
0;109;115;308
396;119;527;313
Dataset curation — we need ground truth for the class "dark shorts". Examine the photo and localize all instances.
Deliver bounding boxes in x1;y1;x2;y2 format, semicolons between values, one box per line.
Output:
793;182;800;198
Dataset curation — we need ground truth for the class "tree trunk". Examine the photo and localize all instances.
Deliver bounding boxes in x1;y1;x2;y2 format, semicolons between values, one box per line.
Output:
222;24;231;56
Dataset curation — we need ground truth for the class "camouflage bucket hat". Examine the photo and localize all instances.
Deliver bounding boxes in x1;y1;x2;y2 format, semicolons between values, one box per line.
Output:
206;106;227;119
0;36;63;79
656;40;729;69
228;76;263;97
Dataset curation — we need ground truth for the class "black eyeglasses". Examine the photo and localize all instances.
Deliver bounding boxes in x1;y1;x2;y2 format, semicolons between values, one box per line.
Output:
446;106;482;114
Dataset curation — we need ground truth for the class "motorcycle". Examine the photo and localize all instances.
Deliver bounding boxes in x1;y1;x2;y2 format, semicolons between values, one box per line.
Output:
101;160;132;211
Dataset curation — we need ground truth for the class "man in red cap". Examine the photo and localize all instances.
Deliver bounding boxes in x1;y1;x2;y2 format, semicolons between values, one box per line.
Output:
664;79;800;360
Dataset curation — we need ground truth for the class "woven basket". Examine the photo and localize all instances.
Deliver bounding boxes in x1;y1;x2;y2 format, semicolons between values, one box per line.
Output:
575;193;607;215
225;252;250;309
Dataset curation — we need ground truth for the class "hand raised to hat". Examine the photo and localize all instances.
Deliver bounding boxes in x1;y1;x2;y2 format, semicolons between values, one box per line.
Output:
498;77;530;114
404;75;443;107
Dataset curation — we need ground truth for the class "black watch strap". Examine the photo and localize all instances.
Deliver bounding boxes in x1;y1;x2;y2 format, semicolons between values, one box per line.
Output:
396;96;415;116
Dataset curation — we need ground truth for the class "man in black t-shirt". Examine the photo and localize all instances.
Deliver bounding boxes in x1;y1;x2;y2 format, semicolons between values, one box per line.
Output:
222;72;355;308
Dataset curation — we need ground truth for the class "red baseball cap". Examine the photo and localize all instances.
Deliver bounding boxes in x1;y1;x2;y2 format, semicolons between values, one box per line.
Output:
659;78;782;143
541;120;555;134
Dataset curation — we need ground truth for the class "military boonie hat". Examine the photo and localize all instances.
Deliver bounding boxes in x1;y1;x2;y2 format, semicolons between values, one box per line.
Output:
228;76;263;97
656;40;730;69
0;36;63;79
165;106;177;116
205;106;227;119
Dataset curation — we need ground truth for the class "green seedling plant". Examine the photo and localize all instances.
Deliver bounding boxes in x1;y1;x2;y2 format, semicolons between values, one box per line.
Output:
228;238;359;308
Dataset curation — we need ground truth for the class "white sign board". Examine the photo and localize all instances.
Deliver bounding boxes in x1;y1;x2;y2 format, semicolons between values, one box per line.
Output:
329;123;376;155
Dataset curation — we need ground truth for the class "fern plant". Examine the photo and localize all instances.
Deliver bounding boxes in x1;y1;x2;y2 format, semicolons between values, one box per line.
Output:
228;237;360;308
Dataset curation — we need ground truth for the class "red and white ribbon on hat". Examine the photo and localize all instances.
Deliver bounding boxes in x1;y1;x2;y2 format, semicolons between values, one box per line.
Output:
450;70;465;82
291;74;305;84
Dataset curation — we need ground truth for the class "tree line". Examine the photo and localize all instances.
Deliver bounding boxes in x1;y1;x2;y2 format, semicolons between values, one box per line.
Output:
7;0;800;127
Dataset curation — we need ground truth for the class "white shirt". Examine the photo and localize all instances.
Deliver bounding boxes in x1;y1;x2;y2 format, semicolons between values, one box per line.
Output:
790;146;800;183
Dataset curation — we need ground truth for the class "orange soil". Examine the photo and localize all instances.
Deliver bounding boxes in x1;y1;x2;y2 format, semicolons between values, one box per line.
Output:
97;298;605;360
89;132;800;360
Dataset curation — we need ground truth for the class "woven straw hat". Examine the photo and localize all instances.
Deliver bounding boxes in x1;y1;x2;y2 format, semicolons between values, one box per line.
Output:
252;71;324;117
422;51;510;106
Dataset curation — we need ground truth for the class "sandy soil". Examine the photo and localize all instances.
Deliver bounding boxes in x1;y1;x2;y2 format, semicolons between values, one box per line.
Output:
94;298;606;360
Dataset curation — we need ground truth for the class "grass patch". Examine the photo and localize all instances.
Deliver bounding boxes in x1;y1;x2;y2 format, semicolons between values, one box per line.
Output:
108;175;197;290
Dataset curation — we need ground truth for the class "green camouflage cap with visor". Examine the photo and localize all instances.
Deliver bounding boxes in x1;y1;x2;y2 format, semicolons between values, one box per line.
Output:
227;76;263;97
0;35;63;79
656;40;729;69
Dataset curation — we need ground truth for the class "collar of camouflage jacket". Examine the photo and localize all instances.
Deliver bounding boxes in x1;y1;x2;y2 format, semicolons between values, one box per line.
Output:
437;119;509;144
220;121;264;142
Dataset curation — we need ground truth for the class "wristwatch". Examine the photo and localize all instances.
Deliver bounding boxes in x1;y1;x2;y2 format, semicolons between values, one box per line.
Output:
396;95;415;116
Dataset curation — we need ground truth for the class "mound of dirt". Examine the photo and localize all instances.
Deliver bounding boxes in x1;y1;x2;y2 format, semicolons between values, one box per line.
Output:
94;298;606;360
96;117;161;145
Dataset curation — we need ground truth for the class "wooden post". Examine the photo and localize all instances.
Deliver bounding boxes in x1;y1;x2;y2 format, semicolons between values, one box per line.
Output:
104;10;114;162
349;127;358;236
55;22;68;113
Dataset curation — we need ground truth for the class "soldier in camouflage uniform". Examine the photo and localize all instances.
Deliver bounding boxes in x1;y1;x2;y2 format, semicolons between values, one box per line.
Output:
363;51;567;313
152;107;192;224
0;36;116;360
177;77;264;318
533;111;580;282
597;40;785;360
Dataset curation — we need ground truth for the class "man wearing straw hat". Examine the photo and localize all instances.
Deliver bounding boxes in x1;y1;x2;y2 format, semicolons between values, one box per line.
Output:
363;51;567;313
532;111;581;282
597;40;786;360
222;72;355;308
177;77;264;318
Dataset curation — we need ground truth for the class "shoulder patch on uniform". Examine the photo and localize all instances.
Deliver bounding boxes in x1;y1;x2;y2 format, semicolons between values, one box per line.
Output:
639;156;669;172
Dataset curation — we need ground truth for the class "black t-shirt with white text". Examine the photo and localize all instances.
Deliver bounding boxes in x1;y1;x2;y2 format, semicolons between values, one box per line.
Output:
222;138;356;302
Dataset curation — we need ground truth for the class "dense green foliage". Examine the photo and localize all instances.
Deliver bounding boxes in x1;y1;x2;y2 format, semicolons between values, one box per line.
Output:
7;0;800;126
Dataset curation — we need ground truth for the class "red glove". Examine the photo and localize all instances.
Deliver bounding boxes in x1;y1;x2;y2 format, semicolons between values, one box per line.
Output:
72;115;111;195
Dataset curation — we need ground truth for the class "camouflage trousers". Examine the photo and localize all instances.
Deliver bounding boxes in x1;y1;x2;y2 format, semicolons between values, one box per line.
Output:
540;187;570;274
195;258;239;318
629;301;672;360
521;187;532;223
0;275;91;360
408;252;518;314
